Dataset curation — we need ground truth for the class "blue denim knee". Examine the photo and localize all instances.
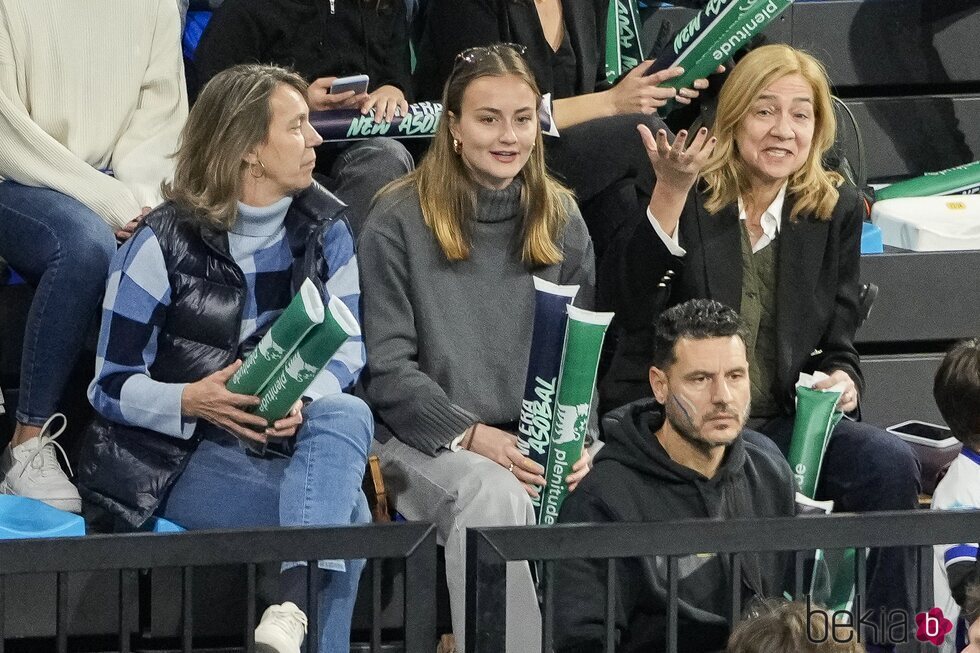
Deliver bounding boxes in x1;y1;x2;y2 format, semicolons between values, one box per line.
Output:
302;393;374;457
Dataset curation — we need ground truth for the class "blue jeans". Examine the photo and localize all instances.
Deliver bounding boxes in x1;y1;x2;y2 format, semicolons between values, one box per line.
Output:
157;393;374;653
0;181;116;426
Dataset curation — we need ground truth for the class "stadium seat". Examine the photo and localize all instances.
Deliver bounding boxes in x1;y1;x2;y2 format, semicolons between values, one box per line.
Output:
861;222;884;254
144;516;186;533
0;494;85;539
858;282;879;327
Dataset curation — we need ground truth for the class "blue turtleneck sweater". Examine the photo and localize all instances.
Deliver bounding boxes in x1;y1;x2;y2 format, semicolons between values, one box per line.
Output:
89;198;364;439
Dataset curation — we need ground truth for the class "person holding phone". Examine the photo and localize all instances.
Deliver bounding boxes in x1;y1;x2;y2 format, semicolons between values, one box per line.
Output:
193;0;414;236
359;45;594;652
327;74;370;103
413;0;719;258
78;64;371;653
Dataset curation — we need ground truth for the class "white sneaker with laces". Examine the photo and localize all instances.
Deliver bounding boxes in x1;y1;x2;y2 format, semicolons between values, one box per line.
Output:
254;602;308;653
0;413;81;513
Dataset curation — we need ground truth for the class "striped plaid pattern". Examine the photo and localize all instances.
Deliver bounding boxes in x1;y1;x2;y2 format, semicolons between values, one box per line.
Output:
89;204;364;439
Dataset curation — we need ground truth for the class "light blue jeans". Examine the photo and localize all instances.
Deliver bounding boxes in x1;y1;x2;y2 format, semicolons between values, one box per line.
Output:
157;393;373;653
0;181;117;426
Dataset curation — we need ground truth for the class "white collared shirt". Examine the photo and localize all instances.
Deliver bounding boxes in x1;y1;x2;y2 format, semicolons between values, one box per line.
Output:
647;183;788;256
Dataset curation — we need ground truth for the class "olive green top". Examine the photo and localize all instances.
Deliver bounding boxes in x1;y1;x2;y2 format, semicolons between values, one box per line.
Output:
739;225;780;418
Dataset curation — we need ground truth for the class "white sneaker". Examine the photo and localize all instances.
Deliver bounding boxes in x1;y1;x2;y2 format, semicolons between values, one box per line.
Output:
254;602;308;653
0;413;81;513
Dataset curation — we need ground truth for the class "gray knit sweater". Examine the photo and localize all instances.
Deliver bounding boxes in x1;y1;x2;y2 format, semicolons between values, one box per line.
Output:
358;178;595;455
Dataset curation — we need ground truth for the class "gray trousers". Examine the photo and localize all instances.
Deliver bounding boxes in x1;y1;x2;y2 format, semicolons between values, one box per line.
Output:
373;436;541;653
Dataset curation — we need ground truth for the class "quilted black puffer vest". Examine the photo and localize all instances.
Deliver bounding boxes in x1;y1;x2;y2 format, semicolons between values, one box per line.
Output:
77;182;349;529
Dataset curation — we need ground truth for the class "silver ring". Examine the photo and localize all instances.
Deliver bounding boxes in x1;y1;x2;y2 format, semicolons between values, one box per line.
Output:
507;462;514;473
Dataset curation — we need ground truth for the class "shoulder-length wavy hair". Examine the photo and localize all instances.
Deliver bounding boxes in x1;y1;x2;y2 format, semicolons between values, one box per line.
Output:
381;45;573;266
162;64;309;231
701;44;842;221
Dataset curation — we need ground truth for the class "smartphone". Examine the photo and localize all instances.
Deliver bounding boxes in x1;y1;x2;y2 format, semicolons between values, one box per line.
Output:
886;420;955;447
330;74;369;96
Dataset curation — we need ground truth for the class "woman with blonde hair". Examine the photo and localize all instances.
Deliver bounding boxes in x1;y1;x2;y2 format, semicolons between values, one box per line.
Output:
359;44;594;652
602;44;919;653
79;64;371;653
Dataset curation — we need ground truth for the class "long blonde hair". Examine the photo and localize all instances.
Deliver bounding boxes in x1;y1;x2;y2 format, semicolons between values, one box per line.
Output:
702;44;842;221
382;45;573;265
162;64;309;231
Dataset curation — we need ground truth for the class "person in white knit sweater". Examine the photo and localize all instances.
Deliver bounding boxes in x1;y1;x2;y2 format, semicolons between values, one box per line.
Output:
0;0;187;512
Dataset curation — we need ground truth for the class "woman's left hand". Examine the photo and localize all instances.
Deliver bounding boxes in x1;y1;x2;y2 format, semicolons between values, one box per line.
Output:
639;125;716;194
266;400;304;438
115;206;151;242
566;448;592;492
361;85;409;124
814;370;859;413
674;64;725;106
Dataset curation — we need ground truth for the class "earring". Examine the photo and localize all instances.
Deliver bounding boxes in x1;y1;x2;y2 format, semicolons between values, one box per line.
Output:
453;138;461;154
249;159;266;179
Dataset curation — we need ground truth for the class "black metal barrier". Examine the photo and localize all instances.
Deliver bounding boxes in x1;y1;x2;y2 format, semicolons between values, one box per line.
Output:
0;522;437;653
466;510;980;653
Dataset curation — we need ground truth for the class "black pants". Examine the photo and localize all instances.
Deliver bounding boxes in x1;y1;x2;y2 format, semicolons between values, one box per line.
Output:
752;414;922;646
313;138;414;238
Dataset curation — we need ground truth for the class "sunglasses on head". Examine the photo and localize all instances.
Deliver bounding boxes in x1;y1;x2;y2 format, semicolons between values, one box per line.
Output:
453;43;528;71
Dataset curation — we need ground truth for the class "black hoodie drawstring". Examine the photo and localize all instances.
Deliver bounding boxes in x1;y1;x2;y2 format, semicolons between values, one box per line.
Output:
726;475;768;604
690;473;767;617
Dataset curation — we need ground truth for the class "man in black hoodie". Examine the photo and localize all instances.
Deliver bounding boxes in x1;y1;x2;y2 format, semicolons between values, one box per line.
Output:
555;299;795;653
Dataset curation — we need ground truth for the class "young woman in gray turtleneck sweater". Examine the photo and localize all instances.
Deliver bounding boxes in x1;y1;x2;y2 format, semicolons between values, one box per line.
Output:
358;46;594;652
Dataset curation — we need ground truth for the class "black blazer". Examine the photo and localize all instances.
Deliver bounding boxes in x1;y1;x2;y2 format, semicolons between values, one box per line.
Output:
414;0;610;102
601;183;866;415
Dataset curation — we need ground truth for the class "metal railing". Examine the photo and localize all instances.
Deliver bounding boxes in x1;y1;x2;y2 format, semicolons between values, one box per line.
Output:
0;522;437;653
466;510;980;653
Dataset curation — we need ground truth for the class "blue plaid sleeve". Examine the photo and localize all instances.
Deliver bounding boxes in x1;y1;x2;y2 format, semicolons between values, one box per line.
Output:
87;227;197;438
304;218;365;399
